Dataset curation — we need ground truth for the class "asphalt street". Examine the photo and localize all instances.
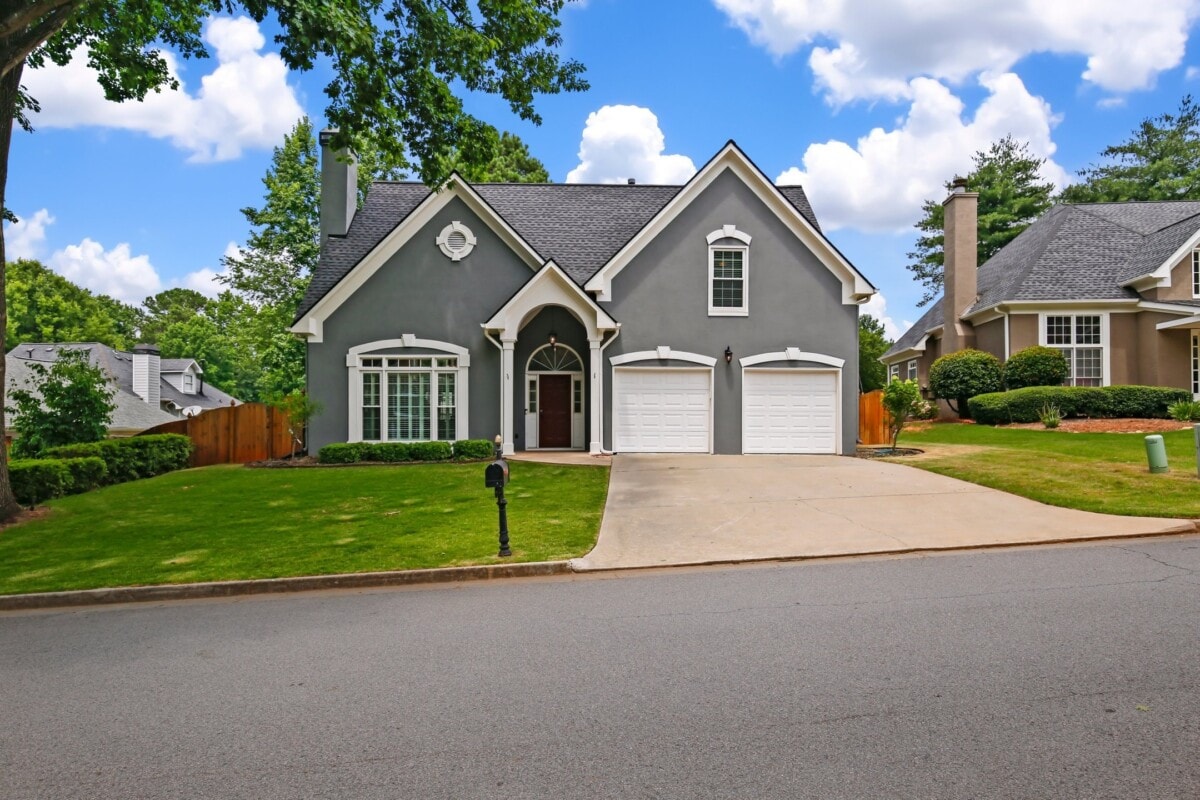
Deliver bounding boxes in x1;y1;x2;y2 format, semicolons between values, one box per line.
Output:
2;536;1199;799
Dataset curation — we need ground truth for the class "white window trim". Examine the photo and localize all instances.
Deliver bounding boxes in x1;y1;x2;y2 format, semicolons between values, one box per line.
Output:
906;359;918;381
1038;312;1110;387
1192;331;1199;399
346;337;470;443
888;363;900;383
1193;250;1200;299
524;343;586;450
706;226;751;317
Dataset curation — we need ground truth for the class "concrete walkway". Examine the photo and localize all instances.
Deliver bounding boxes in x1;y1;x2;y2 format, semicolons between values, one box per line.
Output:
572;454;1197;571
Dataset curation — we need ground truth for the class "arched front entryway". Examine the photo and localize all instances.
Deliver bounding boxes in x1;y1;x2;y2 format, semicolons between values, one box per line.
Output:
525;344;585;449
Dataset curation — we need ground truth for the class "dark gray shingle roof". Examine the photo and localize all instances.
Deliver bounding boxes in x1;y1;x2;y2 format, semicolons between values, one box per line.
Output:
296;181;821;321
885;200;1200;360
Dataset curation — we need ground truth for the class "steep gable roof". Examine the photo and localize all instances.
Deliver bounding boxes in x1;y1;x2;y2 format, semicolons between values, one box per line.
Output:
295;170;825;321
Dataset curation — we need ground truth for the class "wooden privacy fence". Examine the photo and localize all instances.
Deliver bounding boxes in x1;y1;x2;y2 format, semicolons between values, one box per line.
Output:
139;403;298;466
858;390;889;446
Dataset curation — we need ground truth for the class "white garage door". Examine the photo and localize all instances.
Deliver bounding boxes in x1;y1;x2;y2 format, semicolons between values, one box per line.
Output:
743;370;839;454
613;369;711;453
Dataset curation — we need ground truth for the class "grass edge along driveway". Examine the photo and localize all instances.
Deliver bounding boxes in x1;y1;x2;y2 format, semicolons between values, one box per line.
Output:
894;424;1199;519
0;461;610;596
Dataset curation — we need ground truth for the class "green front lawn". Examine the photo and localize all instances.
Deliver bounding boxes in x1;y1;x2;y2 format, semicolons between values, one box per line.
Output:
0;461;609;595
895;423;1200;519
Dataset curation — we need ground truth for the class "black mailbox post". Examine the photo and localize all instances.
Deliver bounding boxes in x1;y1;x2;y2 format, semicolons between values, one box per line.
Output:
485;436;512;557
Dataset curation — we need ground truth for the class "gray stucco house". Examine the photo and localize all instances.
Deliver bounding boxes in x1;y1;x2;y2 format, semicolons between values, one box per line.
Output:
293;138;876;455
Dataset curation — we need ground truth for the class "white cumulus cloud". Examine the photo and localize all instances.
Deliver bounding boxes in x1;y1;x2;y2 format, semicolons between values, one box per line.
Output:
4;209;55;259
182;242;241;297
714;0;1200;104
861;292;909;342
566;105;697;184
776;73;1068;233
24;16;303;162
50;239;163;305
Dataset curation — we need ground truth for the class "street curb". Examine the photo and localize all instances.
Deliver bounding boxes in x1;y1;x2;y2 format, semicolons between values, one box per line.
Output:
0;561;574;611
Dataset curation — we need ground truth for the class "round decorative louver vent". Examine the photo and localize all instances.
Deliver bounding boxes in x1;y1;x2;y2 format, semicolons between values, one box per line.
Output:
436;221;477;261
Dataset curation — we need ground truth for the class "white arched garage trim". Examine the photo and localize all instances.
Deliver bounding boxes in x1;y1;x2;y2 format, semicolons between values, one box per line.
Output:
609;348;715;453
345;336;471;443
740;349;843;454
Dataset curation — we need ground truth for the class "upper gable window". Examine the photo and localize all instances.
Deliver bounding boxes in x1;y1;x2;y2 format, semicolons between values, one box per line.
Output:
706;225;752;317
436;221;477;261
182;372;195;394
1192;250;1200;297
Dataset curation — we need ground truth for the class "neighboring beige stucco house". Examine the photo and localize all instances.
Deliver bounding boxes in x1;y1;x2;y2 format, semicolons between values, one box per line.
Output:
883;181;1200;402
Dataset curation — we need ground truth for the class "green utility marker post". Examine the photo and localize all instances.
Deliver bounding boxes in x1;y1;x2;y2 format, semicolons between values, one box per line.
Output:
1144;434;1169;474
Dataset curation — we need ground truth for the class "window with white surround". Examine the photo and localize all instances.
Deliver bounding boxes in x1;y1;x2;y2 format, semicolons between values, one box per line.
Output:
182;372;195;393
1193;250;1200;298
1192;332;1199;398
355;354;462;441
706;225;751;316
906;359;918;381
888;363;900;383
1042;313;1106;387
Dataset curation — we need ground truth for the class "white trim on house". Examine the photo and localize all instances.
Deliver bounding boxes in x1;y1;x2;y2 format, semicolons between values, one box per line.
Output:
708;239;749;317
292;175;545;342
1120;229;1200;291
881;333;931;366
482;259;617;339
1038;311;1110;387
435;220;477;261
741;367;841;455
583;143;875;305
610;348;718;367
1156;313;1200;330
1139;300;1200;315
705;224;752;245
524;343;586;450
1192;331;1199;398
739;349;845;369
344;337;470;443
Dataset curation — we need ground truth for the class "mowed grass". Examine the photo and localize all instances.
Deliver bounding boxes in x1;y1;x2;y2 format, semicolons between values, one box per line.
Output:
0;462;609;595
895;423;1200;519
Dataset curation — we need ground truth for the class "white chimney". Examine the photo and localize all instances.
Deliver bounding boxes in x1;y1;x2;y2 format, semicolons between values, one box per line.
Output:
320;129;358;239
132;344;161;406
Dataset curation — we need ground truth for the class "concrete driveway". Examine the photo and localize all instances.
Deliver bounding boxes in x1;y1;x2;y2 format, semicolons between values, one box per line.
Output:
572;455;1197;571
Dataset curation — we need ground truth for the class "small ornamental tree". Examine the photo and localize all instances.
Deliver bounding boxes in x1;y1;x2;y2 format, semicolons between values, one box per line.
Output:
928;349;1003;418
1002;345;1069;390
7;349;116;457
270;391;324;460
882;379;922;449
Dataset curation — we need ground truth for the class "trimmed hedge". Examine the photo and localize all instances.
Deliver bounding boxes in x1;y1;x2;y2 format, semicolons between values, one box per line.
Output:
968;385;1192;425
453;439;494;460
929;349;1003;417
45;434;193;484
9;459;70;507
318;439;486;464
61;456;108;494
1002;345;1069;390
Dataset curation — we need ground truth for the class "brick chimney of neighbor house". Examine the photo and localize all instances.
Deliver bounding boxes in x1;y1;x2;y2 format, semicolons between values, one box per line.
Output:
320;129;358;239
942;177;978;353
132;344;161;406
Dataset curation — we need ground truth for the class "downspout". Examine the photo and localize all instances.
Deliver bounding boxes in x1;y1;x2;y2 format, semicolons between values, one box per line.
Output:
595;324;622;455
483;327;505;443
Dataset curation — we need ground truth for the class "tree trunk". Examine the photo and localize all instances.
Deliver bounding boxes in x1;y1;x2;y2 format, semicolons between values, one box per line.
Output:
0;62;26;520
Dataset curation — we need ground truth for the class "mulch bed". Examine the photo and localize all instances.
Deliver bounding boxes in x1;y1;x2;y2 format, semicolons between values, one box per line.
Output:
855;447;923;458
1003;418;1195;434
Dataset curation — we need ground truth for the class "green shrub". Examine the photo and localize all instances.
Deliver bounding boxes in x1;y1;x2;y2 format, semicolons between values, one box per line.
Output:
407;441;453;461
969;386;1109;424
60;456;108;494
454;439;495;460
882;379;921;449
1103;385;1190;418
929;349;1003;418
318;443;369;464
1003;346;1069;390
912;399;940;420
367;442;412;462
9;459;70;507
45;434;193;484
1167;400;1200;421
1038;403;1062;429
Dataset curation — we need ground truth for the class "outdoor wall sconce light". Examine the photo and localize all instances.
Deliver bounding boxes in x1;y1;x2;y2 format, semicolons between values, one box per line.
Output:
724;346;733;364
548;330;558;348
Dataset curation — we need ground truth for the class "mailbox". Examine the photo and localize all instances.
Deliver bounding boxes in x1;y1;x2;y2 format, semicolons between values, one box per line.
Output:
485;458;509;488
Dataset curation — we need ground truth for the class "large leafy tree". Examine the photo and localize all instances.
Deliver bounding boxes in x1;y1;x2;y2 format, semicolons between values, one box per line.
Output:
907;136;1055;306
443;131;550;183
140;288;210;344
1059;95;1200;203
858;313;891;393
6;259;140;349
0;0;586;520
7;348;115;457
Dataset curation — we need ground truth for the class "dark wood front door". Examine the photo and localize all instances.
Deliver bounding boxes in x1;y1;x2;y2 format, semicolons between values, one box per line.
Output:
538;375;572;448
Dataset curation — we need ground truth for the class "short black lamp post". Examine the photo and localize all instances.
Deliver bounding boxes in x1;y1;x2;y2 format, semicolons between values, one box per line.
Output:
484;434;512;557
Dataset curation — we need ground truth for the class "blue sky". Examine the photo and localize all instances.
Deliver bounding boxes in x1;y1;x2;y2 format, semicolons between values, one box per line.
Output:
8;0;1200;339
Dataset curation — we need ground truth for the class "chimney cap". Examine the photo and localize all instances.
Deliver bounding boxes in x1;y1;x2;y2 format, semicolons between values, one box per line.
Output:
133;343;160;356
627;178;636;185
319;129;338;146
950;177;969;194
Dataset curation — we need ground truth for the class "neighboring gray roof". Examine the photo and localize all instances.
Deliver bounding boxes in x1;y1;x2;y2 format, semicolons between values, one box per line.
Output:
5;343;241;434
884;201;1200;360
160;358;199;373
296;180;822;321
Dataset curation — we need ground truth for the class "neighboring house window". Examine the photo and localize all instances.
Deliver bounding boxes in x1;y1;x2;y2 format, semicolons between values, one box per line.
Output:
359;356;459;441
888;364;900;383
1042;314;1105;387
906;359;918;381
182;373;195;393
1193;332;1199;398
706;225;751;316
1193;250;1200;298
